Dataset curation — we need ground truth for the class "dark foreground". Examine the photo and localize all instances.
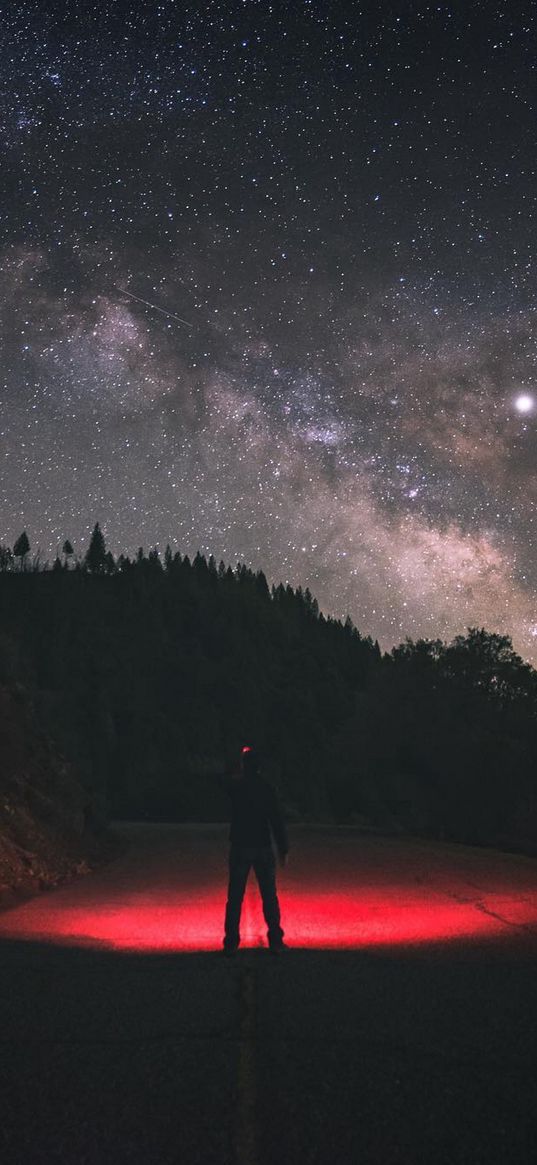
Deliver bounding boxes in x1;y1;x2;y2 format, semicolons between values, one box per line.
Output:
0;824;536;1164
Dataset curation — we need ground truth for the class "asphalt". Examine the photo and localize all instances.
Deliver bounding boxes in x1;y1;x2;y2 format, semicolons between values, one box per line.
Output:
0;823;536;1164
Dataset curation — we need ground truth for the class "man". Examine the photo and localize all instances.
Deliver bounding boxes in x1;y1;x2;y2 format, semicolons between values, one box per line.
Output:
221;745;288;956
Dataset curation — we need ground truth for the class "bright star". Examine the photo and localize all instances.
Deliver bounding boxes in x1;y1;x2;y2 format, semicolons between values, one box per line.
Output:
514;394;535;414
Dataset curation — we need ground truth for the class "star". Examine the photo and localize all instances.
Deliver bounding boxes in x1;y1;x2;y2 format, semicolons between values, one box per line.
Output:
514;394;535;414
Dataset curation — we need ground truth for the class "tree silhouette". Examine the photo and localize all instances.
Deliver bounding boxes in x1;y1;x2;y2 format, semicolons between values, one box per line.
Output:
85;523;107;574
0;528;535;843
0;545;13;571
13;531;30;570
62;539;74;567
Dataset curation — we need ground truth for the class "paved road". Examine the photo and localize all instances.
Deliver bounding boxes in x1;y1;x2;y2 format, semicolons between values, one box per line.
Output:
0;824;536;1163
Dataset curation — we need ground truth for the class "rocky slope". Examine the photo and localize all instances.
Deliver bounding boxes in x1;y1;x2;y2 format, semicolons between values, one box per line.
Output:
0;684;119;902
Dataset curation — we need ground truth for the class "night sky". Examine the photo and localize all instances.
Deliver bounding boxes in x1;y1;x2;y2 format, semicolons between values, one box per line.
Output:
2;2;537;662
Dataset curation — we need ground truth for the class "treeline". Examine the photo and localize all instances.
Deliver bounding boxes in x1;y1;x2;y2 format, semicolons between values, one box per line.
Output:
0;524;536;847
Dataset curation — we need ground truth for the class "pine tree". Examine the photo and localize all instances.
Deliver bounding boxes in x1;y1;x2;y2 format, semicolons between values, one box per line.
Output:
147;547;162;573
194;550;208;574
13;531;30;570
255;569;269;598
0;545;13;571
62;539;74;567
85;523;107;574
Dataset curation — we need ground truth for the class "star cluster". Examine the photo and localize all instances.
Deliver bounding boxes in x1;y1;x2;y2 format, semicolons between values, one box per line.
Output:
1;2;537;660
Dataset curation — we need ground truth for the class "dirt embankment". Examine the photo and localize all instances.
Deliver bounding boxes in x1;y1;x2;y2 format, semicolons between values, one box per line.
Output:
0;684;120;903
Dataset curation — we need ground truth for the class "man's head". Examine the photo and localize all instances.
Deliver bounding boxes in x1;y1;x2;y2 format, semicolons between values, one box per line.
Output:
241;744;260;778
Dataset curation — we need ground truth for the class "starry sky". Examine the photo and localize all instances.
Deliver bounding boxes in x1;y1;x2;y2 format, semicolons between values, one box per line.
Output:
2;1;537;662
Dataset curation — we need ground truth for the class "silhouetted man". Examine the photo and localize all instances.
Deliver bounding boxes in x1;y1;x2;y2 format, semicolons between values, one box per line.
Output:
221;746;288;956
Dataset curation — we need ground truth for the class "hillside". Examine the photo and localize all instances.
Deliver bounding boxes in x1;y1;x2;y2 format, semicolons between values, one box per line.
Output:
0;684;119;902
0;536;536;850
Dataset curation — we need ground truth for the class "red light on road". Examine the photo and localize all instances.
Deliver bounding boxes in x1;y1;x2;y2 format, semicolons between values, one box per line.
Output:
1;831;536;955
1;876;535;954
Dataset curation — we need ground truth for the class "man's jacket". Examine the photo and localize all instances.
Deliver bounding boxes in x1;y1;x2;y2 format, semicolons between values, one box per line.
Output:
219;774;289;857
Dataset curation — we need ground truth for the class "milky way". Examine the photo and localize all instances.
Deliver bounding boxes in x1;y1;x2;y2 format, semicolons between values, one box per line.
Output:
1;3;537;661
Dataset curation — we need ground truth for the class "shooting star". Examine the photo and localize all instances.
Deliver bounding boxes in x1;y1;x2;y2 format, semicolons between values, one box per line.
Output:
116;286;194;328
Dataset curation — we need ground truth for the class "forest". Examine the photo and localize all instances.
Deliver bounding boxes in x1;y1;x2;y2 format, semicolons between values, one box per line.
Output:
1;524;536;849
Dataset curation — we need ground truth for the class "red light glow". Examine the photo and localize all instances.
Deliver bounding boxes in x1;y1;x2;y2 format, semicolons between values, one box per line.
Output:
0;827;536;954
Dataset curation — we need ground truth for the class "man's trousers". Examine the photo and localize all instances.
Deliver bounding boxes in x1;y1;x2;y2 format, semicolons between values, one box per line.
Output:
224;844;284;950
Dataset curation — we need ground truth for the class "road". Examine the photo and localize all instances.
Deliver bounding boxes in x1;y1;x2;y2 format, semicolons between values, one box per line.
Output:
0;823;536;1164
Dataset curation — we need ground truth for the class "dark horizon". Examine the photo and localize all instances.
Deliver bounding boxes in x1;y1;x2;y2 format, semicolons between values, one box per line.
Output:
2;520;536;672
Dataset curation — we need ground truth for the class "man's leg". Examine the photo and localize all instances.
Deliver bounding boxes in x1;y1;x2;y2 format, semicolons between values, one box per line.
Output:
253;847;284;947
224;847;250;950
